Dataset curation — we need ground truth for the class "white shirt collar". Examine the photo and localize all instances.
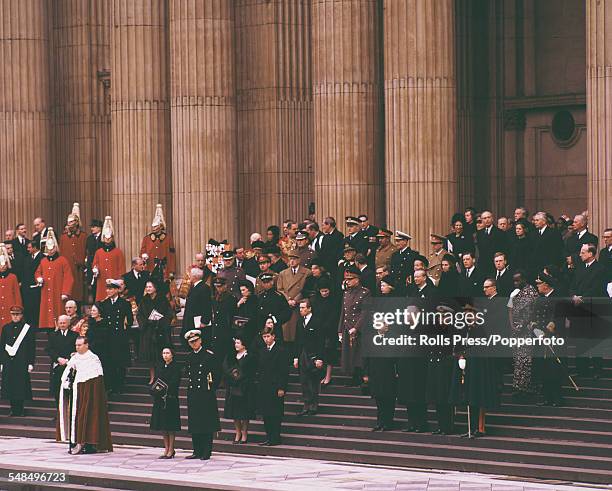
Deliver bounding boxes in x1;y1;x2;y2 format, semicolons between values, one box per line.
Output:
267;341;276;351
304;313;312;324
236;350;247;360
193;279;202;287
578;229;586;239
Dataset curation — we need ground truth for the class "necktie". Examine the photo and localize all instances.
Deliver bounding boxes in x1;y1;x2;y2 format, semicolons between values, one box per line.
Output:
496;271;500;280
293;268;297;275
467;270;471;278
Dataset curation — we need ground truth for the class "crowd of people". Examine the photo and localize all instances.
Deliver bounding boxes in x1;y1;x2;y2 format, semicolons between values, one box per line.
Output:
0;202;610;457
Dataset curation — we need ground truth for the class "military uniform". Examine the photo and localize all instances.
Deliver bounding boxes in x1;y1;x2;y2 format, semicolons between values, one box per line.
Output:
0;318;35;415
427;249;449;284
186;347;221;459
296;245;316;269
99;295;133;393
255;270;278;295
216;265;247;299
390;247;420;293
375;243;397;270
338;282;370;380
59;230;87;302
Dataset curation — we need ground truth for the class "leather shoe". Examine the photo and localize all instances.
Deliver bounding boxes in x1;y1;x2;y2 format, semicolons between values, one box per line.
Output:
258;440;271;446
200;455;211;460
371;425;382;432
185;453;201;459
296;409;309;417
308;410;318;415
401;426;416;433
267;441;281;447
431;429;442;435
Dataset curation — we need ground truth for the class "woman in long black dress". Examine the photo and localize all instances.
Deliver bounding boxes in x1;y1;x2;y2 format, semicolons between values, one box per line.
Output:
223;336;257;444
310;277;340;385
235;281;260;346
150;347;181;458
211;277;238;364
509;220;534;276
87;303;111;389
137;280;173;385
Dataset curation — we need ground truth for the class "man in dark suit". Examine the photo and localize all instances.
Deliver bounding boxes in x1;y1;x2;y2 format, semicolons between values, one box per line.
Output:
319;217;344;276
461;252;486;298
355;253;376;293
181;267;212;346
257;273;292;342
306;222;325;254
570;243;607;378
257;326;289;446
294;299;325;416
344;217;370;257
21;240;44;328
599;228;612;287
475;210;508;275
121;257;150;304
31;217;50;249
564;214;599;267
493;252;513;297
531;212;564;277
4;242;24;283
11;223;29;257
46;314;78;402
406;270;437;300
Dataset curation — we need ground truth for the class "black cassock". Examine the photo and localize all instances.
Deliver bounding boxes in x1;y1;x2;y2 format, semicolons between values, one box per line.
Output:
0;321;35;401
186;348;221;434
46;329;78;400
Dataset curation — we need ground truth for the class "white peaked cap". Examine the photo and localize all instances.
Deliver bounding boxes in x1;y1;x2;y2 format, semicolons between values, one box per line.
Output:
102;216;114;239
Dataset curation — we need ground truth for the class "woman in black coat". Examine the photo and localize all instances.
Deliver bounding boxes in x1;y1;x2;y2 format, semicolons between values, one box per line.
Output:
150;347;181;458
223;336;257;444
235;281;260;346
87;303;111;384
301;261;331;299
437;255;463;299
138;280;174;384
446;218;475;259
363;352;397;431
310;277;340;385
509;221;535;277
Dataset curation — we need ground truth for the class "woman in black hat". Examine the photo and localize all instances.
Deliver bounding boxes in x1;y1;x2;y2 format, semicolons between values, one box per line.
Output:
301;260;331;299
235;280;259;347
137;280;174;385
150;346;181;458
211;277;238;365
310;277;340;385
437;254;463;299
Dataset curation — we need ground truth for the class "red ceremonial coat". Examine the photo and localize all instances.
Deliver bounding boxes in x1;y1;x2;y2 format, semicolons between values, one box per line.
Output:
92;246;126;302
140;233;176;278
59;230;87;302
35;254;74;329
0;272;22;333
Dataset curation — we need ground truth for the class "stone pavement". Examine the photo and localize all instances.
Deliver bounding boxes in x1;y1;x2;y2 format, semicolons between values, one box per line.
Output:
0;437;607;491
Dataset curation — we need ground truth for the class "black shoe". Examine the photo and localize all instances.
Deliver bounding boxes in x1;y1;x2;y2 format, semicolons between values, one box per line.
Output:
552;400;564;407
268;440;281;447
200;455;211;460
296;409;309;417
232;440;240;445
258;440;271;446
401;426;416;433
472;431;485;438
537;400;552;407
371;425;383;432
82;445;97;454
431;429;442;435
308;410;318;415
185;453;201;459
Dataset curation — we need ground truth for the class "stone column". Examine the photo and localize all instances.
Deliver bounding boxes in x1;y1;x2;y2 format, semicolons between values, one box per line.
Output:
587;0;612;235
312;0;383;227
384;0;457;254
52;0;111;228
0;0;52;228
236;0;313;243
169;0;238;271
111;0;172;264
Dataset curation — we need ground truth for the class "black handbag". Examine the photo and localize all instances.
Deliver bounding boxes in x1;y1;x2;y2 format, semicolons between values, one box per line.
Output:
232;316;250;329
149;378;169;399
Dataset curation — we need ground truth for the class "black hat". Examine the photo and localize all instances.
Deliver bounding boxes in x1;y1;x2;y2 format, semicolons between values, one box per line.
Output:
266;245;281;256
536;272;556;287
380;277;396;289
251;240;266;249
222;251;235;260
414;255;429;268
213;277;227;286
259;272;275;282
90;219;103;228
317;277;332;290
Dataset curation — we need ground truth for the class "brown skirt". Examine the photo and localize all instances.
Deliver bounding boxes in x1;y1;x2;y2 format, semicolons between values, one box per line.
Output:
56;375;113;452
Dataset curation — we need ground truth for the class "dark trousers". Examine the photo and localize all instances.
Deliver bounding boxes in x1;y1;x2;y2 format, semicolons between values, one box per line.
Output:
468;405;480;431
434;403;453;433
299;355;321;411
406;403;429;431
263;415;282;443
191;433;213;458
10;400;24;415
576;356;603;376
541;358;564;403
375;396;395;428
106;366;126;393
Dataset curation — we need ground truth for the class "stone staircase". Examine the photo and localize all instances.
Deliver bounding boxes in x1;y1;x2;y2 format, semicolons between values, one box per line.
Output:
0;330;611;484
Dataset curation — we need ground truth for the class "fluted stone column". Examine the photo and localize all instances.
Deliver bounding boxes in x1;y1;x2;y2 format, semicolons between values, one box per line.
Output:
111;0;172;264
169;0;238;271
236;0;313;243
587;0;612;235
0;0;52;228
384;0;457;254
312;0;383;226
52;0;111;228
